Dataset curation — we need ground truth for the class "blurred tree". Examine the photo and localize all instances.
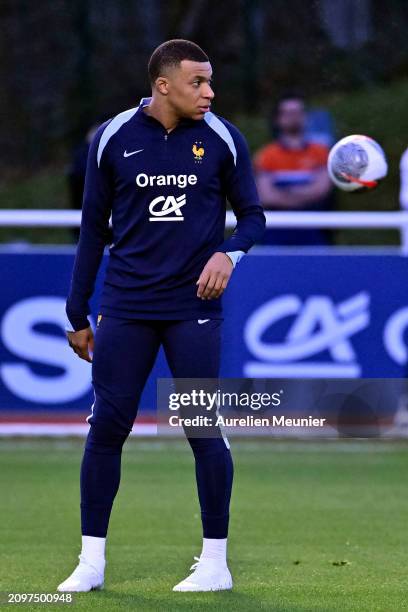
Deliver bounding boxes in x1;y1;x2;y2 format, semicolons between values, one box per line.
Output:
319;0;372;50
1;0;408;170
241;0;261;112
71;0;94;134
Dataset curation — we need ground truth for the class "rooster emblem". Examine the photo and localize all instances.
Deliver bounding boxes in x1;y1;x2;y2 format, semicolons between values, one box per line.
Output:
192;142;205;162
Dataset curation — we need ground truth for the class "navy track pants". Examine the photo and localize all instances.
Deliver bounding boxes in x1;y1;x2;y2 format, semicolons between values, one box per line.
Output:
80;316;233;539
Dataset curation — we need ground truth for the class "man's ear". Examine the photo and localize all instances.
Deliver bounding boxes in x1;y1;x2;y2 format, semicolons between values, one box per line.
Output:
155;77;169;96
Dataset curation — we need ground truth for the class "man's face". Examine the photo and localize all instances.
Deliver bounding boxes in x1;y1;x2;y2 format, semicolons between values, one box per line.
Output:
161;60;214;120
276;99;306;135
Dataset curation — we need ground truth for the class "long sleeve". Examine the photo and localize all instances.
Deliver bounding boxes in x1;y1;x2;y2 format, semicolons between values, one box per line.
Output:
66;124;113;331
218;123;266;253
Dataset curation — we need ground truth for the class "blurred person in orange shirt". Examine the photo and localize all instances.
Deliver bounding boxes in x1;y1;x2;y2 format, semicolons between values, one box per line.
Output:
253;93;333;245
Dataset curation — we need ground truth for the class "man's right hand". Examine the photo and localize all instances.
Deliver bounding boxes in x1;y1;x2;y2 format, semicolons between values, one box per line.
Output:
67;326;94;363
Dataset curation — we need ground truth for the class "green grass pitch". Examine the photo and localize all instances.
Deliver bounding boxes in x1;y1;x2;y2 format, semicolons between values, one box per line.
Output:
0;437;407;611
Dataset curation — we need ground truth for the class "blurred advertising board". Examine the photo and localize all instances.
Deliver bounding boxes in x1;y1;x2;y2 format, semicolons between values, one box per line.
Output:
0;247;407;434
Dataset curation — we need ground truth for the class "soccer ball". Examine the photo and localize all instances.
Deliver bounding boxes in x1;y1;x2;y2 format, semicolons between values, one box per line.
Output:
327;135;388;192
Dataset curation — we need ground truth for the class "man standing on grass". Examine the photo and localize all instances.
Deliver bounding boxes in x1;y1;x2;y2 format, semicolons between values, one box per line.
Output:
58;39;265;593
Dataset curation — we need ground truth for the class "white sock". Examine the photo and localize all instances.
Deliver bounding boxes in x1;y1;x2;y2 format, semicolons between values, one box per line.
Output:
201;538;227;564
80;536;106;573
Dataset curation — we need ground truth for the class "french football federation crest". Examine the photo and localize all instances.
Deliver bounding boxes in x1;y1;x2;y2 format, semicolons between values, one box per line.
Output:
192;141;205;163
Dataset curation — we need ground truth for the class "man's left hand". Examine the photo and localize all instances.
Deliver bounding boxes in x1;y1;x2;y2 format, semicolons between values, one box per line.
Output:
196;252;233;300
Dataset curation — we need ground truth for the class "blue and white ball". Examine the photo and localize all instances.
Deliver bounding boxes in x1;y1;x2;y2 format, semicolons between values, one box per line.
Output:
327;135;388;192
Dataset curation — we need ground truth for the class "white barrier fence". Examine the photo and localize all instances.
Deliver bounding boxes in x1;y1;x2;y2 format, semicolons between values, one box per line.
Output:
1;210;408;254
1;209;407;437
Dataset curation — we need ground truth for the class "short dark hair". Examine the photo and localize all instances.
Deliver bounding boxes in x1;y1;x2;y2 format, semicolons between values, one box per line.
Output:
274;91;306;117
270;91;306;137
148;39;209;84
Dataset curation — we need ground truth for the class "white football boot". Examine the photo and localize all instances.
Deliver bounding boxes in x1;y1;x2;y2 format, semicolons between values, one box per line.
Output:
173;556;233;592
57;555;104;592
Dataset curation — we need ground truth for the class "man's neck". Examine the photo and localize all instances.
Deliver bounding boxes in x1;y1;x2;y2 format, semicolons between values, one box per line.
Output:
143;96;179;132
280;133;305;150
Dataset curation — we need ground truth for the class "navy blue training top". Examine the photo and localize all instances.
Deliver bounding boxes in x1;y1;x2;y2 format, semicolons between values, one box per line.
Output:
66;99;265;331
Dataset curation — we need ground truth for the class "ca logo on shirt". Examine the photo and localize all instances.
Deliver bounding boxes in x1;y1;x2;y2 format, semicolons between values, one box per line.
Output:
149;194;186;222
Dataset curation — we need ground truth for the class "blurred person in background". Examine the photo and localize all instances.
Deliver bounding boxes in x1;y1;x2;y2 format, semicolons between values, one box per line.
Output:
253;92;333;246
67;123;100;241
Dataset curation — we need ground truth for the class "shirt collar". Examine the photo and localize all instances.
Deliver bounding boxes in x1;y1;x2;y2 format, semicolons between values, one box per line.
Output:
135;96;202;130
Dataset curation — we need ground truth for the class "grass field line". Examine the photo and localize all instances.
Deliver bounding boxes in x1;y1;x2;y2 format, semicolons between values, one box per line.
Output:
1;437;407;453
1;435;407;609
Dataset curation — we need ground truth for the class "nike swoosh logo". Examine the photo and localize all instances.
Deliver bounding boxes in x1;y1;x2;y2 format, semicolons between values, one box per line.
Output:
123;149;143;157
198;319;210;325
